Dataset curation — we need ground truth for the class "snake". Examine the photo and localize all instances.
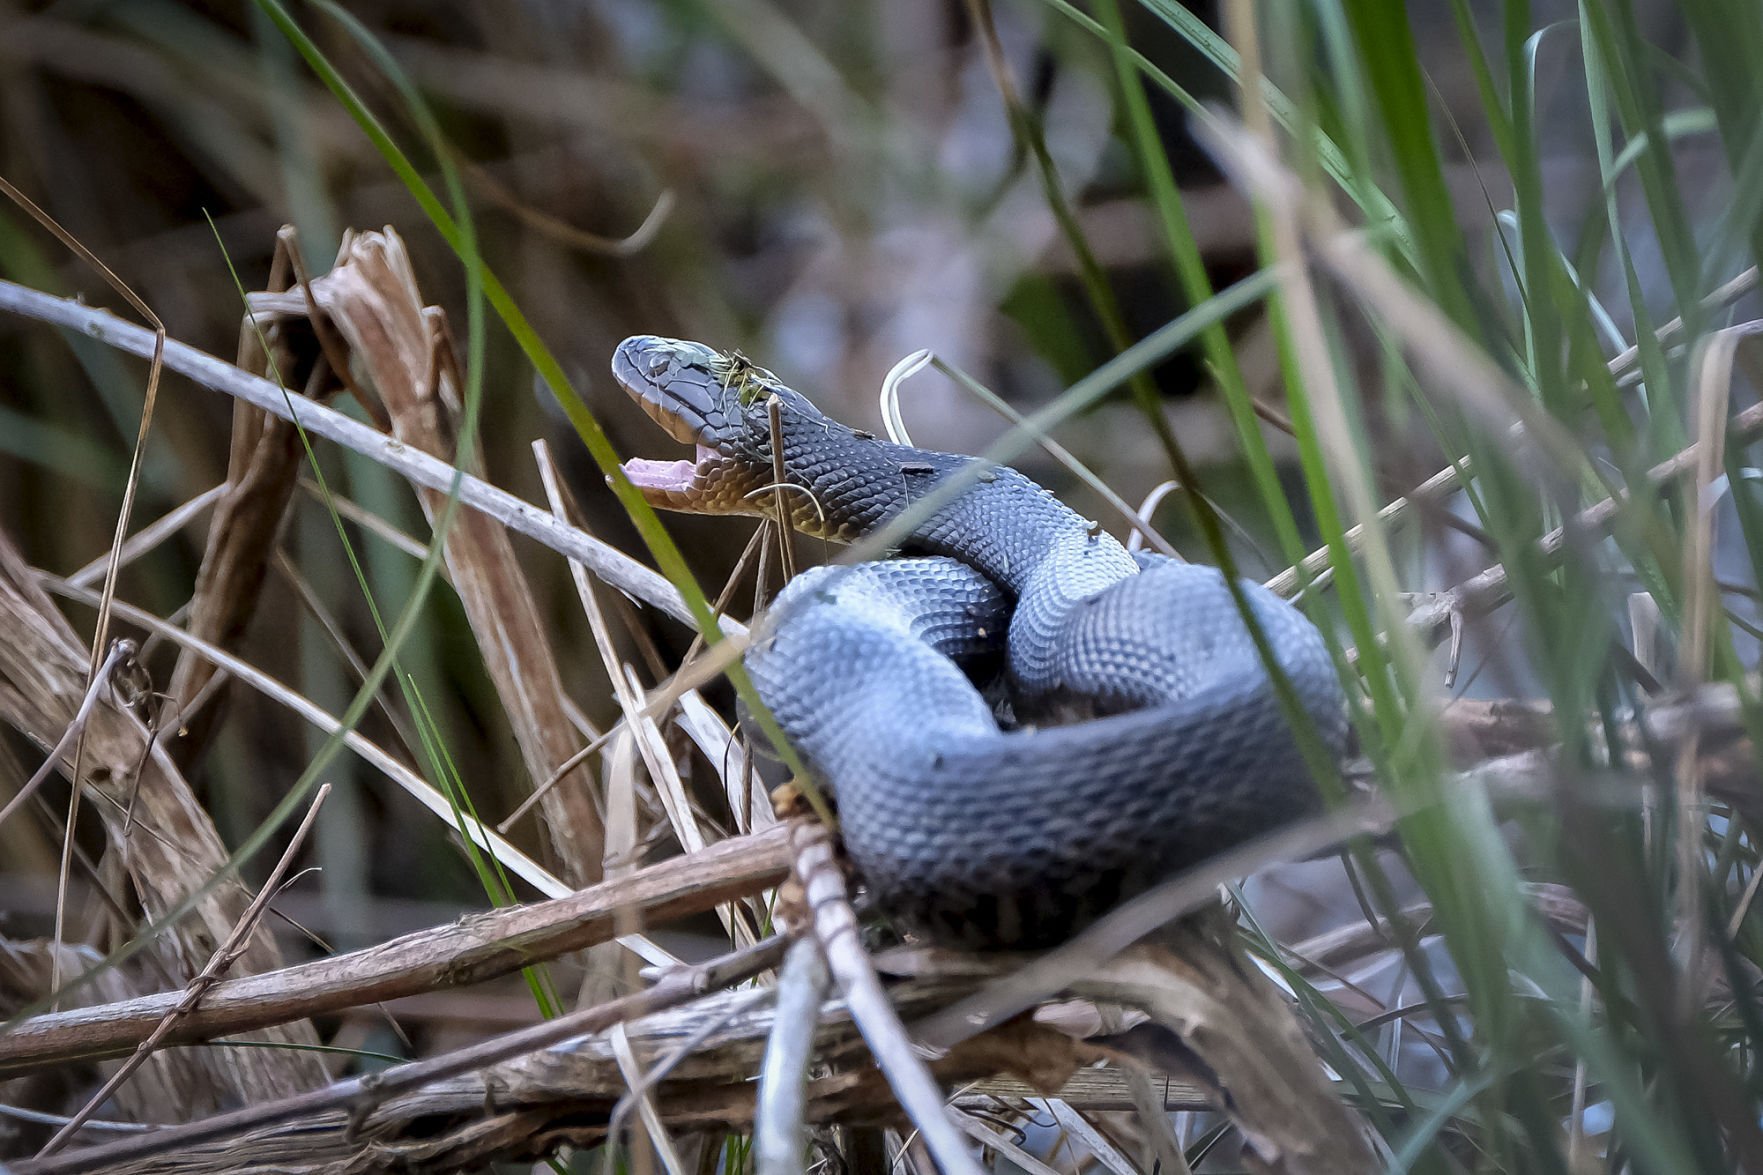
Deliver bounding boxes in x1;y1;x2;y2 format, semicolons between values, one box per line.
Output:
613;335;1346;948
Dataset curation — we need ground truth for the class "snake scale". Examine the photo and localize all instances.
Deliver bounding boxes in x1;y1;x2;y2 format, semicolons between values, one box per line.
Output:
614;335;1346;948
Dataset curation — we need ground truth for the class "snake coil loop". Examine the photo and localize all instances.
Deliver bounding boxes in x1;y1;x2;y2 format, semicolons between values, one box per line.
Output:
614;335;1346;947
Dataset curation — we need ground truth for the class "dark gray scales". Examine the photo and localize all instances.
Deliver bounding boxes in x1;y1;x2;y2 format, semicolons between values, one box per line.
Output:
613;335;1347;948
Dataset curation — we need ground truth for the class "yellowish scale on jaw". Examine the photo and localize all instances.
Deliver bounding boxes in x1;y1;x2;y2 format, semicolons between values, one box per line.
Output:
624;339;858;541
712;348;781;411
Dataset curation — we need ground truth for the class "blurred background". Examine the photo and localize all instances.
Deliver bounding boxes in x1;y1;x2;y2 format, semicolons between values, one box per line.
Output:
0;0;1321;920
0;0;1722;994
4;0;1762;1165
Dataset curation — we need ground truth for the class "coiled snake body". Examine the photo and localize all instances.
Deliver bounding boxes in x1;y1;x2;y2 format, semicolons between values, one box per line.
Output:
614;336;1345;948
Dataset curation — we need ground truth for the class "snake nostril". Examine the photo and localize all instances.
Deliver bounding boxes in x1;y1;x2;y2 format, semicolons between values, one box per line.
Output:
643;353;671;377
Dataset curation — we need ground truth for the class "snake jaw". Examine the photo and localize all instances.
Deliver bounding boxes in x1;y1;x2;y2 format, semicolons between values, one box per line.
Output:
613;334;779;515
620;446;714;492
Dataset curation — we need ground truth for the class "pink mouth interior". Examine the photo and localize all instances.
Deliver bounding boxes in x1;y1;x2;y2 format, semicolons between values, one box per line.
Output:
621;445;715;493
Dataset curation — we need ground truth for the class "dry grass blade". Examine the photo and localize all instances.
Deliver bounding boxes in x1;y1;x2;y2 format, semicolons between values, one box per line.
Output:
533;442;769;948
496;724;615;836
0;528;325;1103
0;278;736;636
463;162;676;256
879;347;927;446
675;690;771;835
34;784;332;1156
252;228;607;882
606;986;772;1166
532;445;719;901
0;175;164;693
38;573;570;898
0;174;170;1025
607;1020;691;1174
295;477;439;565
0;826;791;1078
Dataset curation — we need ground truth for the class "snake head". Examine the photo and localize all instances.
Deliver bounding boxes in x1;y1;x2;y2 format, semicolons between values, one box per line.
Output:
612;334;824;517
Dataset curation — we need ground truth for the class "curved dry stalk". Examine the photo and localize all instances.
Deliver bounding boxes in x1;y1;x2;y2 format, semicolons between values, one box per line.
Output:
1071;929;1373;1175
755;936;830;1175
0;827;791;1078
0;639;134;832
13;939;787;1175
35;784;333;1157
0;278;734;636
788;818;986;1175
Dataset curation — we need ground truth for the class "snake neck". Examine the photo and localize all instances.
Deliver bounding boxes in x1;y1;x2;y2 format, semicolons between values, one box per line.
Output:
607;332;1141;693
777;427;1142;705
778;425;1134;588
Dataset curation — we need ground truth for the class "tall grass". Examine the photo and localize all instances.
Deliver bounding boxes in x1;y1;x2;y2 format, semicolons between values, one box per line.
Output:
4;0;1762;1169
1073;1;1763;1169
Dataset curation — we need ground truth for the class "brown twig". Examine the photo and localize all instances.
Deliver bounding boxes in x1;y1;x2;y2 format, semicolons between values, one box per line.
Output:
0;825;791;1077
0;278;733;636
789;817;987;1175
0;639;135;833
15;938;787;1175
35;784;333;1156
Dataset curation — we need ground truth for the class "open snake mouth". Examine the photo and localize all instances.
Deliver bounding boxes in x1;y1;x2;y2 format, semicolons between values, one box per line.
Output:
612;335;766;512
620;445;722;497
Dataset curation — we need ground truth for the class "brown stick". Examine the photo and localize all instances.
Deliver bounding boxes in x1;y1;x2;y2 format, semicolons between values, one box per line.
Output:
0;278;732;637
0;527;327;1106
13;939;787;1175
0;825;790;1077
35;785;333;1156
260;229;606;884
